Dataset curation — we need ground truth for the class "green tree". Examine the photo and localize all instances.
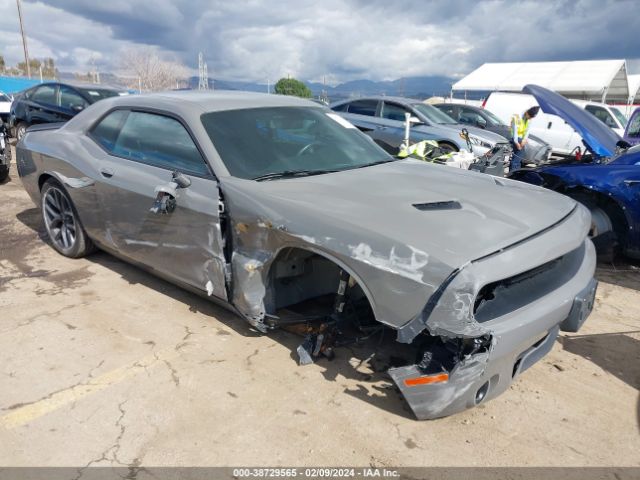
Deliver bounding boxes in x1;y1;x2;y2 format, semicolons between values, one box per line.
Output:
0;55;5;73
274;77;311;98
17;58;41;77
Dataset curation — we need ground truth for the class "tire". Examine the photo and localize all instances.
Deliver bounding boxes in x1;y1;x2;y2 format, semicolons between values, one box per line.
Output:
41;179;94;258
15;122;28;141
438;142;458;154
570;193;619;262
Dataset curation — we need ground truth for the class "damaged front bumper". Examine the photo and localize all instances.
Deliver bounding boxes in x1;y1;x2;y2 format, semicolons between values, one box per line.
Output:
389;241;597;420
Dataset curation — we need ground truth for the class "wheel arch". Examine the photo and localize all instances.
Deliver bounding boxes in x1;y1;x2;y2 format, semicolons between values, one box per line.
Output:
264;243;381;326
564;185;629;232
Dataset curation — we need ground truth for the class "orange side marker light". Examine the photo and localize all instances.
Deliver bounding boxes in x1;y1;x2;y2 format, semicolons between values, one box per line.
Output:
404;373;449;387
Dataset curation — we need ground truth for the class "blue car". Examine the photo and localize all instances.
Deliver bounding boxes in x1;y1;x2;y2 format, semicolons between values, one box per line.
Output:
510;85;640;260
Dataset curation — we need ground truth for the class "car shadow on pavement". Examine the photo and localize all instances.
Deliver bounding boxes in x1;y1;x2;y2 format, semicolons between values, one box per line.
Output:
15;207;47;240
560;331;640;391
15;207;415;419
86;253;416;419
595;257;640;292
560;331;640;429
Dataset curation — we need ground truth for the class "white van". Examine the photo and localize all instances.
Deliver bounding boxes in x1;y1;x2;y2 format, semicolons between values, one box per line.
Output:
483;92;582;155
570;99;627;136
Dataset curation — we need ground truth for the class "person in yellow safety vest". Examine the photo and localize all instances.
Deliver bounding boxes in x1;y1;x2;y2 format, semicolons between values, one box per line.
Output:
509;106;540;172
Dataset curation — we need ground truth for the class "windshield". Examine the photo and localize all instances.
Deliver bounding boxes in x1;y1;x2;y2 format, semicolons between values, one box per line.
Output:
482;109;505;126
201;107;392;180
0;93;10;102
610;107;628;128
411;103;457;125
79;88;120;102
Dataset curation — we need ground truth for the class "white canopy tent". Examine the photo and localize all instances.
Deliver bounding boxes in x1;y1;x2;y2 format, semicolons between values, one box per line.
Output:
452;60;630;103
628;74;640;103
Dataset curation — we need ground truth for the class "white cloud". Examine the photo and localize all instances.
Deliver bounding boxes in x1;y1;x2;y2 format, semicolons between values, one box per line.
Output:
0;0;638;82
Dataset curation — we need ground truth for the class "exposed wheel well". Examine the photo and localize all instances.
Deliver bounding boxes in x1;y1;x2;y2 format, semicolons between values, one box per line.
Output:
566;187;628;233
38;173;54;192
265;247;376;326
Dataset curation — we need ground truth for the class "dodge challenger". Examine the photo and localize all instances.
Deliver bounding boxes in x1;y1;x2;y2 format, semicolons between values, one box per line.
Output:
16;91;597;419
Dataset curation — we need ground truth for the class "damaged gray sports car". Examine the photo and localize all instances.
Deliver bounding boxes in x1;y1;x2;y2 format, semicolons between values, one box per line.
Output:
16;91;598;420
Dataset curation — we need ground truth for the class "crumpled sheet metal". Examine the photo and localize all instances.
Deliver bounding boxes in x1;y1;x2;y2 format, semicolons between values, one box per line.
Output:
221;179;451;332
398;203;591;342
388;352;490;420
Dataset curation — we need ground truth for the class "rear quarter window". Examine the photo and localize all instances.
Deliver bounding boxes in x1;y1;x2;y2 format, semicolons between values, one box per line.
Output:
347;100;378;116
91;110;129;151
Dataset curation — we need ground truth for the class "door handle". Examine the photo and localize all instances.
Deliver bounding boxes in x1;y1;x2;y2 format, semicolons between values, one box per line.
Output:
100;168;114;178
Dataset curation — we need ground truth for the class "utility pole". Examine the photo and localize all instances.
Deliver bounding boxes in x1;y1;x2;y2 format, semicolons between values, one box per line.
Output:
16;0;31;78
198;52;208;90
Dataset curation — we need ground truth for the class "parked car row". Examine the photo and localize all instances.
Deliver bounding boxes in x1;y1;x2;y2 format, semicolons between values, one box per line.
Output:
432;102;552;164
481;91;629;156
509;85;640;261
8;81;124;140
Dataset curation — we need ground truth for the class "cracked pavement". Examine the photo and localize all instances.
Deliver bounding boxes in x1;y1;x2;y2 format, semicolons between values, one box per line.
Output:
1;158;639;467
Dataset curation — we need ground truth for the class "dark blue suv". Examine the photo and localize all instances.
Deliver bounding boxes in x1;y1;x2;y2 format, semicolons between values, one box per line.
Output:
9;82;122;139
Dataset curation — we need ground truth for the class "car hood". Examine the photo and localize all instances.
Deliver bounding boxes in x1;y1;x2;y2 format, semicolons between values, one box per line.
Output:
227;160;576;270
523;84;621;157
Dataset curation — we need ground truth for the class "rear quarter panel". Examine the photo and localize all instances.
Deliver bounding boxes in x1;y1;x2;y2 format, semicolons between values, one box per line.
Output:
17;128;105;238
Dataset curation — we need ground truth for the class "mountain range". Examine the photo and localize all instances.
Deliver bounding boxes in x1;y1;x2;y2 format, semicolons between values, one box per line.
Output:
58;70;455;101
189;75;455;101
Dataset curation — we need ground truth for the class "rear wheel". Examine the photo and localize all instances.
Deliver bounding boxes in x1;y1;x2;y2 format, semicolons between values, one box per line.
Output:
41;179;94;258
570;193;620;262
15;122;28;141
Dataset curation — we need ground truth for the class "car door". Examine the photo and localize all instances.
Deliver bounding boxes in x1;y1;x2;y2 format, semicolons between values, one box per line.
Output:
339;99;381;132
624;110;640;146
436;104;459;122
458;106;488;129
58;85;89;121
88;108;228;300
26;84;62;125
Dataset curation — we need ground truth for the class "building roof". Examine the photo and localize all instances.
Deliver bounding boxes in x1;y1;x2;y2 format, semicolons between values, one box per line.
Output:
452;60;630;102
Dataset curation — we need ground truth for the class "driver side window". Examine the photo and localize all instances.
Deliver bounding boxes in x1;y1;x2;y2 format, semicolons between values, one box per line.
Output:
91;110;210;176
627;114;640;138
59;86;88;110
586;106;617;129
381;103;410;121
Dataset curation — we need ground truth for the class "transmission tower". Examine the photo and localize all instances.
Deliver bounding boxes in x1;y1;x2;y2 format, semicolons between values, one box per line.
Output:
198;52;209;90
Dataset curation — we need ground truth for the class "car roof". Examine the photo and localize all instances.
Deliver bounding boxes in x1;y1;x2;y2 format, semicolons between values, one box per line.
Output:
434;103;481;111
27;81;123;92
332;95;422;106
103;90;321;114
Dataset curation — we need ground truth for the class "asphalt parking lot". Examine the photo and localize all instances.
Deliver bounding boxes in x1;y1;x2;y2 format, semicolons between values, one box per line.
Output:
1;151;639;468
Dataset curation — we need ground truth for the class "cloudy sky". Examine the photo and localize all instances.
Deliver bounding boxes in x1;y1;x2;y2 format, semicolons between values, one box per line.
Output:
0;0;639;84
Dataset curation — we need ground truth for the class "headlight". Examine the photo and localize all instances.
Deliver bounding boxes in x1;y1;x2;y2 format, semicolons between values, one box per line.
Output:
468;135;493;149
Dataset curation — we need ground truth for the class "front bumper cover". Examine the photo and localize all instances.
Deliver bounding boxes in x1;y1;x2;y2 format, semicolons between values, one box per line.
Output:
389;242;597;420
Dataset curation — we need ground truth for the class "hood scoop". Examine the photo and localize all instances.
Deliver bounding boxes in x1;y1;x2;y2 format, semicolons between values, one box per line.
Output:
413;200;462;211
